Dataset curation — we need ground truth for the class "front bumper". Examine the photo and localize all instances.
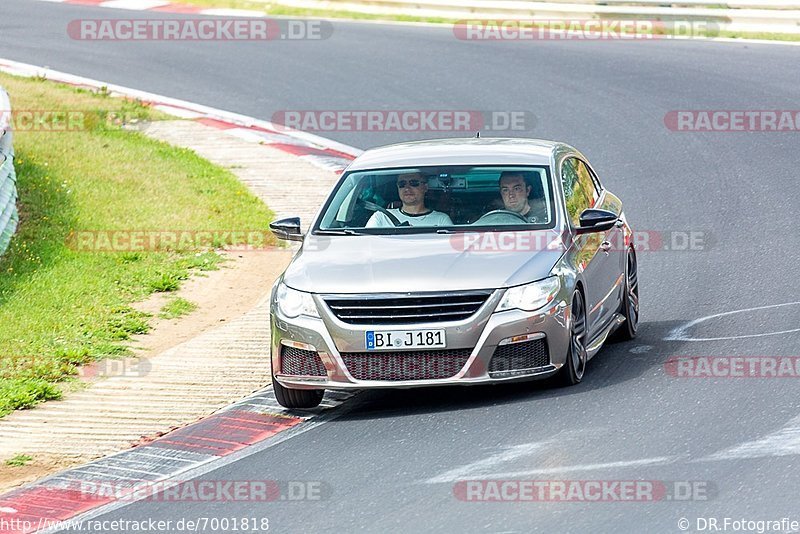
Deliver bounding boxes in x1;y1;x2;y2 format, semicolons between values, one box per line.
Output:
271;291;571;390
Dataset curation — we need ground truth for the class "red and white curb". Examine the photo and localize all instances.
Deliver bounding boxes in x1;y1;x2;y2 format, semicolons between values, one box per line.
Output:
0;57;361;532
0;388;355;534
34;0;268;18
0;58;361;173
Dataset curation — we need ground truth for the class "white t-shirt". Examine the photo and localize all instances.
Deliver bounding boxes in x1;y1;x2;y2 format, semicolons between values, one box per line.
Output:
366;208;453;228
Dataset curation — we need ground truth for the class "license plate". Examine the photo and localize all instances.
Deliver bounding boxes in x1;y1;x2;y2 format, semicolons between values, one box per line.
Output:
365;329;446;350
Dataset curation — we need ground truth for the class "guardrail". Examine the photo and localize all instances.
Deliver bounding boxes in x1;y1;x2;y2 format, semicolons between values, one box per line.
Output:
0;86;18;258
272;0;800;34
595;0;800;7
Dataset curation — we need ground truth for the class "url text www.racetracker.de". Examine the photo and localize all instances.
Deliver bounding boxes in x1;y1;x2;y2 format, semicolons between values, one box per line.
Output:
0;516;272;533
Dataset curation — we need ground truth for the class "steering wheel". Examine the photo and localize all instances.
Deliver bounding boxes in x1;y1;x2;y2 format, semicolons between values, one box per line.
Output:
473;209;529;225
358;199;403;227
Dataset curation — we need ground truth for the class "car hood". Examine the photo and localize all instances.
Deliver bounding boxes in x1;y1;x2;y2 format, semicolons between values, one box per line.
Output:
282;230;567;294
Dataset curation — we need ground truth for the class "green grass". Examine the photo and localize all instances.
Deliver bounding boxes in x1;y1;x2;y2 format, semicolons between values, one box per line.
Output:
5;454;34;467
159;297;198;319
167;0;458;24
0;380;62;415
712;30;800;41
164;0;800;42
0;72;276;417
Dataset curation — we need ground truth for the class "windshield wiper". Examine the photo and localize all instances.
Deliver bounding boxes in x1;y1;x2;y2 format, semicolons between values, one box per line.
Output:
436;228;480;234
315;229;364;236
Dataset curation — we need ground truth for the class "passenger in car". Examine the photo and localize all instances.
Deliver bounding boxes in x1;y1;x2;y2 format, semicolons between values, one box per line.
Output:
498;171;547;223
365;172;453;227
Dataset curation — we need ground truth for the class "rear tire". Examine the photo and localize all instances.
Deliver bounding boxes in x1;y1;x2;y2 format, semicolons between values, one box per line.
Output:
558;290;587;387
272;375;324;409
610;248;639;342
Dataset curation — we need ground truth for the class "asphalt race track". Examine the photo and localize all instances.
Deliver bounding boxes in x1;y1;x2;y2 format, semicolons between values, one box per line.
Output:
2;0;800;531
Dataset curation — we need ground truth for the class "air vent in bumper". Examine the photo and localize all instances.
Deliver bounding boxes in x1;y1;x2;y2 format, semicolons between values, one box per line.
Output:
488;338;549;377
340;349;472;381
281;346;326;376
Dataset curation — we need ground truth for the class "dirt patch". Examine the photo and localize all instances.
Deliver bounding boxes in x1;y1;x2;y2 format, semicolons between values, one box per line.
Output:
127;247;293;359
0;454;89;495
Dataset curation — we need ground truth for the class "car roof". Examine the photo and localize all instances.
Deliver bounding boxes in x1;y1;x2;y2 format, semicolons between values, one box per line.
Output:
345;137;573;171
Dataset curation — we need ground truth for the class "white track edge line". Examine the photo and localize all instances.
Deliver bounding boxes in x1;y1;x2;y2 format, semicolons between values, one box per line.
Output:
0;57;363;158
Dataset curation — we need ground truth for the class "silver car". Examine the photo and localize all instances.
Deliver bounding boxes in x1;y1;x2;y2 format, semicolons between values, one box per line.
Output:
268;138;639;408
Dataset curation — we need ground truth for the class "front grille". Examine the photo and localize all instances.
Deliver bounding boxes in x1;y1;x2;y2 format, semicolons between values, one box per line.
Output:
488;338;549;377
340;349;472;381
323;291;492;325
280;346;326;376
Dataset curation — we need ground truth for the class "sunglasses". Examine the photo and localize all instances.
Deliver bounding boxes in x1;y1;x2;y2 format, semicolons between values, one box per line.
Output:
397;180;423;188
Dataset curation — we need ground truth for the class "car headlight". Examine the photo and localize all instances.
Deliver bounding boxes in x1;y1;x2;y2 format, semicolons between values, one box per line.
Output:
275;282;319;318
497;276;561;312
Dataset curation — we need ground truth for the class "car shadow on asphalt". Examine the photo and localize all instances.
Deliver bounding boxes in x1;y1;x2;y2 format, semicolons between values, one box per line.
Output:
334;320;694;420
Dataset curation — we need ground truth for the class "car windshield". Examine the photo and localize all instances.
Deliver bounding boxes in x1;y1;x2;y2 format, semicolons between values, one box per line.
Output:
315;165;555;234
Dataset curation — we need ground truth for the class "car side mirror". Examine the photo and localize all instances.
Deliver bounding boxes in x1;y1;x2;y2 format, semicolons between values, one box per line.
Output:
575;208;618;235
269;217;303;242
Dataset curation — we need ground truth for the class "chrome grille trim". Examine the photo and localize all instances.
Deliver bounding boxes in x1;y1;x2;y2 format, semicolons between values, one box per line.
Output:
323;290;493;325
327;300;486;311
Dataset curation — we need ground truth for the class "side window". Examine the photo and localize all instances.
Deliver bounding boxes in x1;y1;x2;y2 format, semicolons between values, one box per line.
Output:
561;158;599;227
581;161;603;194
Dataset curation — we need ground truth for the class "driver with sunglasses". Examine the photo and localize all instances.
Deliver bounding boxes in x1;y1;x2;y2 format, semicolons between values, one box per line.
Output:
366;172;453;228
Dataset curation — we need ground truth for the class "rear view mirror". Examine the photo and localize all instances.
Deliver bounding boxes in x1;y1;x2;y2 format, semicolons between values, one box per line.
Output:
575;209;618;234
269;217;303;242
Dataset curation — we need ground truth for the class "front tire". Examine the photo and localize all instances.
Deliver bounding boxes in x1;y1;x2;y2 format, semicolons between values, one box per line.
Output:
558;290;588;386
272;375;324;409
611;248;639;342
